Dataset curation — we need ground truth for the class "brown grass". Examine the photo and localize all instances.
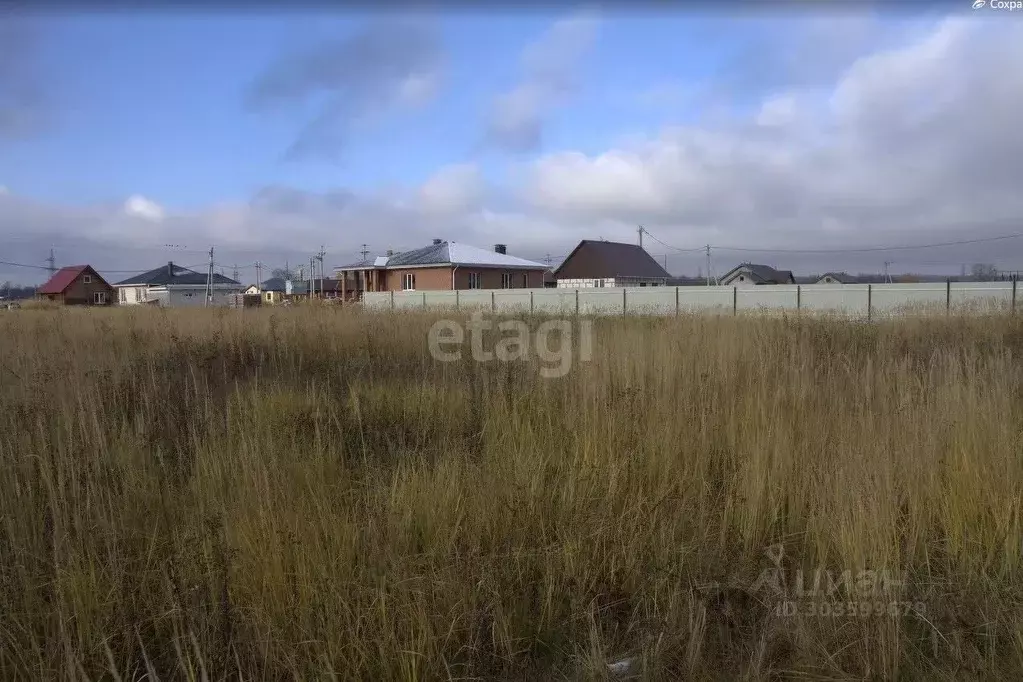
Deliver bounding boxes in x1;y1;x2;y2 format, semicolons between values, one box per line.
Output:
1;305;1022;680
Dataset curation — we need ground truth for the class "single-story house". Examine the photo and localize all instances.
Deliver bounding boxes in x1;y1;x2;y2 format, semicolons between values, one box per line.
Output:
553;240;671;288
36;265;114;305
718;263;796;286
335;241;547;295
815;272;857;284
114;261;242;307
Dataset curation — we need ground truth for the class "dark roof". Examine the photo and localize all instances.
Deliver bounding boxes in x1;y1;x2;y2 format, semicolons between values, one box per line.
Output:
37;265;107;294
261;277;287;292
553;240;671;280
115;262;240;287
720;263;795;284
816;272;856;284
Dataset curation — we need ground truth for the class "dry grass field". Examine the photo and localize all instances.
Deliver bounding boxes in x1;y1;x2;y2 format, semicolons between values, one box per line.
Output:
1;305;1022;680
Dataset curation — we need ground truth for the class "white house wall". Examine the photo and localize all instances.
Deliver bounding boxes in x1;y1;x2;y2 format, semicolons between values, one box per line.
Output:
557;277;615;288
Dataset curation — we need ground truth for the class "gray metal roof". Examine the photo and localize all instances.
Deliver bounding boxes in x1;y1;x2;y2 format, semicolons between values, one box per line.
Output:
339;241;545;270
115;262;240;287
720;263;795;284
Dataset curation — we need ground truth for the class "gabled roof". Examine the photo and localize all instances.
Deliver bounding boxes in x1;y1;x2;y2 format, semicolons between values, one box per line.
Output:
719;263;795;285
816;272;856;284
553;240;671;280
114;262;240;287
340;241;545;270
37;265;107;295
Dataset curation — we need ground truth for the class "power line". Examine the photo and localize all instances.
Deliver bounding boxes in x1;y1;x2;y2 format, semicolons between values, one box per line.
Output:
711;232;1023;254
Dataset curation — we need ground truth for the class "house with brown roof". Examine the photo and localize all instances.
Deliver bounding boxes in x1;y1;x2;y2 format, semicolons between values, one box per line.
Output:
718;263;796;286
36;265;114;305
334;240;547;298
553;240;671;287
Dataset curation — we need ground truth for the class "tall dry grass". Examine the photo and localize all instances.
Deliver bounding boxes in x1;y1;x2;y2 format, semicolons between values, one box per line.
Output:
1;305;1022;680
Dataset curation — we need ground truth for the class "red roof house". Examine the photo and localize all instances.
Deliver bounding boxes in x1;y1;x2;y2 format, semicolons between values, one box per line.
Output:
36;265;114;305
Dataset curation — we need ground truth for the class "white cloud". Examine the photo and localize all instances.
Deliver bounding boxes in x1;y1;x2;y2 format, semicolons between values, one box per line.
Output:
484;11;599;152
517;17;1023;265
123;195;165;222
416;164;483;214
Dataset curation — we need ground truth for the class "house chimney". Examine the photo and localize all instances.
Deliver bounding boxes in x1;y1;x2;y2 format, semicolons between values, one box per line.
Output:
167;261;173;277
494;244;507;254
432;238;442;245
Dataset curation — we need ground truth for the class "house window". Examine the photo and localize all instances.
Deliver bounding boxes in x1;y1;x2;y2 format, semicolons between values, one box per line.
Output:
593;279;603;287
83;274;92;284
468;272;482;289
738;276;745;282
93;291;106;304
118;288;125;303
403;273;416;291
501;273;513;288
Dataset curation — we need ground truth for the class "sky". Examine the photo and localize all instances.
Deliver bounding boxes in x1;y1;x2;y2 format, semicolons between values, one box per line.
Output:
1;6;1022;285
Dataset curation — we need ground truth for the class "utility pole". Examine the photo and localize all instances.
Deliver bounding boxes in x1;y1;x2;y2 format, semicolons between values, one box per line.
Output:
309;257;315;300
205;246;215;307
46;248;56;276
545;253;552;266
316;245;326;300
232;263;239;283
255;262;262;293
360;244;369;262
883;260;893;284
638;225;644;248
705;244;712;286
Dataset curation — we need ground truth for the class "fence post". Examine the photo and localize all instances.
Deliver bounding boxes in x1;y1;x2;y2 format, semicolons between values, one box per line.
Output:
530;290;534;315
796;285;801;312
946;278;951;314
623;287;627;316
390;290;394;309
1013;277;1018;314
867;284;872;321
423;291;427;309
576;288;580;316
491;290;495;313
733;286;738;316
675;286;679;316
455;289;459;310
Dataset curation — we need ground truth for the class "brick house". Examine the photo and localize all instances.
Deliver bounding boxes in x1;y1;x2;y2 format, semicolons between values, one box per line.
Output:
36;265;114;305
334;241;547;298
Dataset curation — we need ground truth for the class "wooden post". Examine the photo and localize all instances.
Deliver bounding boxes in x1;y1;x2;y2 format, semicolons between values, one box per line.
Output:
623;287;627;316
491;290;496;312
530;290;534;315
423;291;427;309
796;285;801;312
390;290;394;310
867;284;872;321
1013;277;1018;314
675;286;679;316
576;288;580;316
455;289;459;310
733;286;738;316
946;278;951;314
